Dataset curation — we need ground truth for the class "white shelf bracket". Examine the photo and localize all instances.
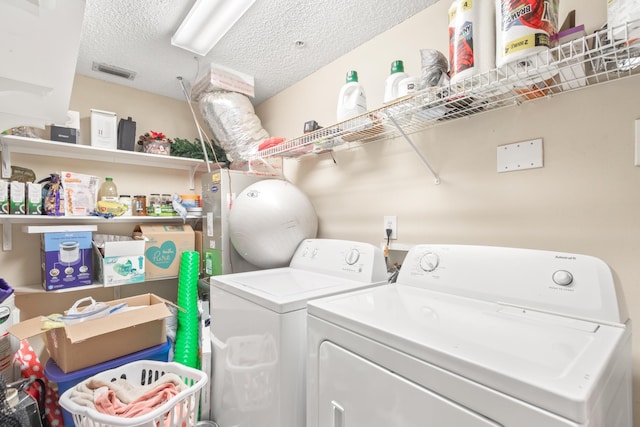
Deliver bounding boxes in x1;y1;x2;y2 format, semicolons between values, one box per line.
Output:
1;139;11;179
188;165;198;190
2;219;11;251
388;116;440;184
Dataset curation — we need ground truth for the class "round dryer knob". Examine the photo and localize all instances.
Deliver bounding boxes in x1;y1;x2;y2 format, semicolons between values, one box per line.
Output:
345;249;360;265
419;252;440;272
552;270;573;286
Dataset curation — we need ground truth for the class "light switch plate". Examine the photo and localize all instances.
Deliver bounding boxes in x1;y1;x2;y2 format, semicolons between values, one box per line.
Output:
497;138;543;173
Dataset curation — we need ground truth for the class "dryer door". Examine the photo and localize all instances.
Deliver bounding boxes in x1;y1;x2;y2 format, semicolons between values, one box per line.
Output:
317;342;502;427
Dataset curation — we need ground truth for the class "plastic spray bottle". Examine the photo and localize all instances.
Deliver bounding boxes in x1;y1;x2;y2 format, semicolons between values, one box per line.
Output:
336;70;367;122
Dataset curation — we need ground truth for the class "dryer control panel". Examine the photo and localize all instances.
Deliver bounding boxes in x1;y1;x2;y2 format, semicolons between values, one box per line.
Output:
398;244;628;324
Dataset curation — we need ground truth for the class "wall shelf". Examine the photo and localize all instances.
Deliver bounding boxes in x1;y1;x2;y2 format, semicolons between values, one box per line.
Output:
0;135;213;189
1;214;199;251
13;276;179;295
251;20;640;182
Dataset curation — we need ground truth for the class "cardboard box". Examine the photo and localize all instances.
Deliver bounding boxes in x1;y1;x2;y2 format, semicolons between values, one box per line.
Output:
0;180;8;214
9;181;25;214
93;239;146;287
26;182;42;215
41;231;93;291
190;63;255;101
90;109;117;149
133;224;195;280
9;293;173;373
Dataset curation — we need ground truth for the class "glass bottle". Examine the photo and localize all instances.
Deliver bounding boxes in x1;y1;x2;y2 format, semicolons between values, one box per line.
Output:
119;194;132;216
134;195;147;216
149;193;161;216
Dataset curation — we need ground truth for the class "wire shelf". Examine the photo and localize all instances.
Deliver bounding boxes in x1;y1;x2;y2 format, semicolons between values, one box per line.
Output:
252;20;640;161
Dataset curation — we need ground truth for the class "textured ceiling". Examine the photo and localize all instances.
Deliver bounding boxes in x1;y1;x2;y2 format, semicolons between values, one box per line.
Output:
75;0;439;105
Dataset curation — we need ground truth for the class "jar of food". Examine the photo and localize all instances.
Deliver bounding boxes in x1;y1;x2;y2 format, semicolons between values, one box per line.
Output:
161;193;173;215
119;194;132;216
149;193;161;216
134;195;147;216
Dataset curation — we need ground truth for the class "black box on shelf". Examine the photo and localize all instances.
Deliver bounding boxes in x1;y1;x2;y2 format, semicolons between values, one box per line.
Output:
50;126;78;144
117;116;136;151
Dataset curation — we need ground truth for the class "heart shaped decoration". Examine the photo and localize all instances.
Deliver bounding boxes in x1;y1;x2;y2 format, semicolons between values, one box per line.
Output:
146;241;177;269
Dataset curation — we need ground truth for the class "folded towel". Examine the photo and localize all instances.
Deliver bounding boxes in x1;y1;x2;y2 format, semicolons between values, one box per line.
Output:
69;372;188;411
94;382;181;418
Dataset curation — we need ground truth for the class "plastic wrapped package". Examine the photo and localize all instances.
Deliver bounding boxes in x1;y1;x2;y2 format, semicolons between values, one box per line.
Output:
199;91;269;162
420;49;449;88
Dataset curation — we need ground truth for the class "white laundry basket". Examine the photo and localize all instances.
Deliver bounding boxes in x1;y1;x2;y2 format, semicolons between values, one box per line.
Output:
59;360;208;427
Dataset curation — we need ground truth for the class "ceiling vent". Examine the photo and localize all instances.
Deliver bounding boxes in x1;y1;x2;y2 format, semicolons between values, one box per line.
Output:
92;62;136;80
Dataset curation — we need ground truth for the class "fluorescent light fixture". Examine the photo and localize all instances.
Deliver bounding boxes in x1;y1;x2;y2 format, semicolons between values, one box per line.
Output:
171;0;256;56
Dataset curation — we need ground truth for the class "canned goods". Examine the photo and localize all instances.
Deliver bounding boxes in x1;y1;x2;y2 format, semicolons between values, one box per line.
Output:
134;195;147;216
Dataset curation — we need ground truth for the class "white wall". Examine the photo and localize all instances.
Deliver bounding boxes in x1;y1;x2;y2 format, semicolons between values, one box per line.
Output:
256;0;640;424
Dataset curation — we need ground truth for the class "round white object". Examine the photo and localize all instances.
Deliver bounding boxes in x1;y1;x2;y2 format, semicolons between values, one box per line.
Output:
229;179;318;268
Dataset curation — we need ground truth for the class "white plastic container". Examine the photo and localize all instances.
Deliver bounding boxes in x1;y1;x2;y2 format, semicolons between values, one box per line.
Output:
90;109;117;149
495;0;559;68
383;60;409;103
448;0;495;86
336;70;367;122
397;76;422;97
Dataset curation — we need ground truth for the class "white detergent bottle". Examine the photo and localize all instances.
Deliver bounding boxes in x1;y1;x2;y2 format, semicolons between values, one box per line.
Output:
337;70;367;122
383;60;409;103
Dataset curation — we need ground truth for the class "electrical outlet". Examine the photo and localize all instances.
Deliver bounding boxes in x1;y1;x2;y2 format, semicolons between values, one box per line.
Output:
383;216;397;240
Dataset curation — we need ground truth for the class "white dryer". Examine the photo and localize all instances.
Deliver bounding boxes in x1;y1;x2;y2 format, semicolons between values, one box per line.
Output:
307;244;632;427
209;238;388;427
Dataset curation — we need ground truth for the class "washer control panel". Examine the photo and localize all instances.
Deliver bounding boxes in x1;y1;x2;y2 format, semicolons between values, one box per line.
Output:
290;239;387;283
418;252;439;272
345;248;361;265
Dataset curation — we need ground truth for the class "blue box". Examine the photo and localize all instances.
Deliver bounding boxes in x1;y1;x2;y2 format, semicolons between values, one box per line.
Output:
45;339;171;427
41;231;93;291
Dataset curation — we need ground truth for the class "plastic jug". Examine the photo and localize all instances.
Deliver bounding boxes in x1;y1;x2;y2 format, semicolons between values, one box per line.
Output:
336;70;367;122
383;60;409;103
98;177;118;202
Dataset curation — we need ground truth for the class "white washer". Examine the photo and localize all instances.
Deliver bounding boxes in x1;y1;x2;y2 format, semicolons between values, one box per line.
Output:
209;238;388;427
307;244;633;427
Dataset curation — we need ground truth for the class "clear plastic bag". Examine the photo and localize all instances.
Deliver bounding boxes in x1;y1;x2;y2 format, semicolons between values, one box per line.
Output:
199;90;269;162
420;49;449;88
